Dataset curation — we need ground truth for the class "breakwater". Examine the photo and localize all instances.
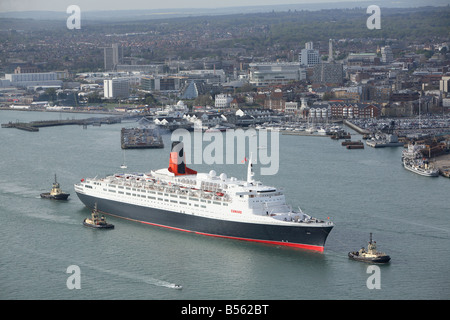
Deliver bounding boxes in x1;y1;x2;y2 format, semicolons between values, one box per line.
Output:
1;116;122;132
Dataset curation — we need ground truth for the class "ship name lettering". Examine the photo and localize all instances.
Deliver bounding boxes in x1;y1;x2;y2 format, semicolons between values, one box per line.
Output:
231;209;242;214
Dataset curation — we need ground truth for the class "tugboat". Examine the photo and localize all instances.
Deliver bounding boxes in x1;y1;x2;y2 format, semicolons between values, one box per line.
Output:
348;233;391;263
40;174;70;200
83;203;114;229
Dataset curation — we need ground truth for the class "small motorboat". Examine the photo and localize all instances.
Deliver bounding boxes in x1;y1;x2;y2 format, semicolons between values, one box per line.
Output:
40;174;70;200
348;233;390;263
83;203;114;229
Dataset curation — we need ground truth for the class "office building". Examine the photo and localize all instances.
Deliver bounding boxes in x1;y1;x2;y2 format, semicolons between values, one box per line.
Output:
141;76;183;92
104;44;123;71
104;78;129;99
249;62;306;86
311;63;343;85
381;46;394;63
4;72;62;89
299;42;321;67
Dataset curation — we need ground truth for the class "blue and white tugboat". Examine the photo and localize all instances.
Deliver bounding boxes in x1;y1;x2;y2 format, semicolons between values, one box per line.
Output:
348;233;390;263
83;203;114;229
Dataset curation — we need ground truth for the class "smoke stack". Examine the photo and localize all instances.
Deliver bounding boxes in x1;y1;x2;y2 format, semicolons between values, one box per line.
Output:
168;141;197;176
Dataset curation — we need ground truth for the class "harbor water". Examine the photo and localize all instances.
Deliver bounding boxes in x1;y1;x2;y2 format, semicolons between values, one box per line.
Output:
1;110;449;301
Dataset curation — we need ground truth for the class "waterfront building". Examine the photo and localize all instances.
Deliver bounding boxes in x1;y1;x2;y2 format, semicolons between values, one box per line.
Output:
4;72;62;89
299;42;320;67
249;62;306;87
329;102;380;119
308;104;330;120
284;101;298;113
104;78;129;99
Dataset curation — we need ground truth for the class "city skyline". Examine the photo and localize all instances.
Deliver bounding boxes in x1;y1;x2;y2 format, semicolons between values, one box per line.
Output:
0;0;407;13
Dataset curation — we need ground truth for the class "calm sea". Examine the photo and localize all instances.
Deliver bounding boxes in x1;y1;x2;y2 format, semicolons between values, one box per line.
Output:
1;110;449;302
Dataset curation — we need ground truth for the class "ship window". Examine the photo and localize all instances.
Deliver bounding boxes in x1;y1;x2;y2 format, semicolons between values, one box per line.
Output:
223;203;228;206
118;191;124;194
213;201;221;205
148;196;155;200
201;205;206;208
170;200;177;203
126;192;131;195
180;202;187;205
157;198;163;201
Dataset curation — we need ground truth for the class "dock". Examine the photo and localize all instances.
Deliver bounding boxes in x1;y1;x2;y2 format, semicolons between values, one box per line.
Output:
1;116;122;132
282;131;330;137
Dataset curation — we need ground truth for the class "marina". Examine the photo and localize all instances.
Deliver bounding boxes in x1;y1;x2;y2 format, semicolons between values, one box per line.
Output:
1;110;449;300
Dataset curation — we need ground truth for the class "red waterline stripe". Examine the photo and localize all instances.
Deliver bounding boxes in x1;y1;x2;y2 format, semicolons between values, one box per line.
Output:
100;211;325;252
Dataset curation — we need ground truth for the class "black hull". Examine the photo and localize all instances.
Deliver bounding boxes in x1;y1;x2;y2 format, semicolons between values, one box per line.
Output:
76;192;333;251
83;219;114;229
40;193;70;200
348;252;391;263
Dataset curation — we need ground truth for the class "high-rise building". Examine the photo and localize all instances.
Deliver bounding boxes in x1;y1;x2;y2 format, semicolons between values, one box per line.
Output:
104;78;129;99
440;76;450;93
299;42;320;67
104;44;123;71
381;46;394;63
328;39;334;63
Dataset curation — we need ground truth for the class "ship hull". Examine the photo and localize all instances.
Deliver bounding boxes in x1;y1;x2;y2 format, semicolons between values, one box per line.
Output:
40;192;70;200
403;163;439;177
76;192;333;252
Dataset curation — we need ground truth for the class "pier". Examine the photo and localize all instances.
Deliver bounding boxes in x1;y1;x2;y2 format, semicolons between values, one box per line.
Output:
1;116;122;132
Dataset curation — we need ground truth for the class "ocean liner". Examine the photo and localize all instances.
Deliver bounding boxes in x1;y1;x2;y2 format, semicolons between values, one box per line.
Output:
75;142;334;251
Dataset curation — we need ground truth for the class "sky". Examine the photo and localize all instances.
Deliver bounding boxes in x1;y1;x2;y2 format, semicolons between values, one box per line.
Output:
0;0;372;12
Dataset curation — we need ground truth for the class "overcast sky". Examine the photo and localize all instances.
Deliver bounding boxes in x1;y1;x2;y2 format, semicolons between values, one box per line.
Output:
0;0;371;12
